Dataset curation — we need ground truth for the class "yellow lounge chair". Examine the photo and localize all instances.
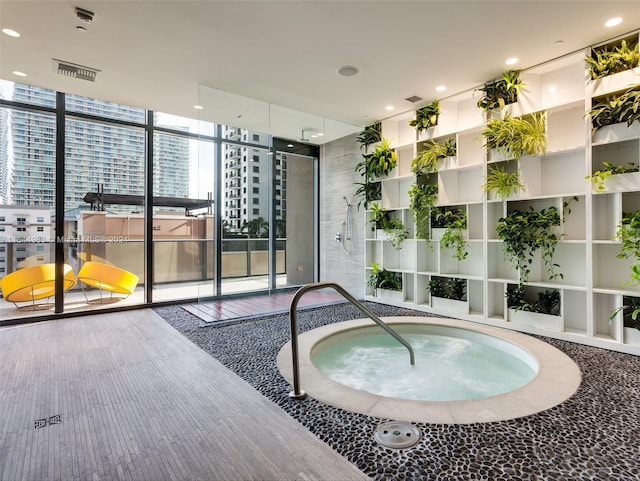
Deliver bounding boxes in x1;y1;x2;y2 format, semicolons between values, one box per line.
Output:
0;263;76;310
77;261;139;303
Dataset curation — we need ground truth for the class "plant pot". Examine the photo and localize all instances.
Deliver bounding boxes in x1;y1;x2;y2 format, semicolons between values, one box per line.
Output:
624;326;640;346
432;296;469;314
376;288;404;302
438;156;458;171
508;308;563;331
589;67;640;97
600;171;640;192
488;148;515;163
376;229;390;241
592;121;640;145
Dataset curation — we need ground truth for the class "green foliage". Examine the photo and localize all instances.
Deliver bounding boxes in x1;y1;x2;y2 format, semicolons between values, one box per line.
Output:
482;164;524;199
615;210;640;286
587;83;640;131
409;100;440;133
496;205;563;284
354;136;396;209
506;285;560;316
609;296;640;331
433;208;468;261
586;161;638;192
482;112;547;160
586;39;640;80
411;137;456;175
476;70;525;112
427;276;467;301
368;262;403;293
369;203;408;251
356;122;382;149
408;178;438;240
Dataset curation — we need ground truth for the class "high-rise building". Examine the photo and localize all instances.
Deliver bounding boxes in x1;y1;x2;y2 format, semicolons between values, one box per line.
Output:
7;84;190;212
222;127;285;233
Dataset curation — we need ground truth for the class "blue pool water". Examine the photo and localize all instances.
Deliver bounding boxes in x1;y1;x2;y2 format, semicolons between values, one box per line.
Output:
312;330;537;401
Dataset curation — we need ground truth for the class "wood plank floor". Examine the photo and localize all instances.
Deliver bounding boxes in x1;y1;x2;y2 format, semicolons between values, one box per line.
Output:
184;290;346;324
0;309;369;481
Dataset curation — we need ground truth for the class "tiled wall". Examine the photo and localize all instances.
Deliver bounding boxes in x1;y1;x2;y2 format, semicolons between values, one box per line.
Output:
319;133;365;298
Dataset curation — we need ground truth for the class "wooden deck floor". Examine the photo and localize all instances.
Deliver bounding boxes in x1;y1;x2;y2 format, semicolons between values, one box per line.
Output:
0;309;369;481
184;290;346;324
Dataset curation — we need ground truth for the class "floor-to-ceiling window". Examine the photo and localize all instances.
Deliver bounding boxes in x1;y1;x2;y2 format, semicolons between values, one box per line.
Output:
0;79;319;323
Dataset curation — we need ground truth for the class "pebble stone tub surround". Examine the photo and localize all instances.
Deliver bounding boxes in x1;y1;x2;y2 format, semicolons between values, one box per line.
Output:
277;317;581;424
156;303;640;481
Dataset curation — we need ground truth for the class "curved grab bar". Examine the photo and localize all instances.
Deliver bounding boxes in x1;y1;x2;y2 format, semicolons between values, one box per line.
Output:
288;281;415;400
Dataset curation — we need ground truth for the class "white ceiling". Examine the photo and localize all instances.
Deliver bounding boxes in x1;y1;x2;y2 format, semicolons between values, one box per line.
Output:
1;1;640;144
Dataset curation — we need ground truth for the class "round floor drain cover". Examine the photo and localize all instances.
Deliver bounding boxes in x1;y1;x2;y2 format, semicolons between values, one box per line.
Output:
373;421;421;449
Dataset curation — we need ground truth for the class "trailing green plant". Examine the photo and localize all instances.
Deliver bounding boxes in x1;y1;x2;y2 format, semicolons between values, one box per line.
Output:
427;276;467;301
411;137;457;175
369;203;408;251
409;100;440;133
615;209;640;286
482;164;525;199
587;83;640;131
368;262;402;294
586;161;639;192
482;112;547;159
586;39;640;80
609;296;640;331
433;208;468;261
354;136;395;209
408;177;438;240
506;285;560;315
476;70;525;112
354;180;381;210
356;121;382;149
496;205;563;284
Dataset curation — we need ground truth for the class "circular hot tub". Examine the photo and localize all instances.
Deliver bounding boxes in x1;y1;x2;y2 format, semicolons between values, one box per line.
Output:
277;317;581;424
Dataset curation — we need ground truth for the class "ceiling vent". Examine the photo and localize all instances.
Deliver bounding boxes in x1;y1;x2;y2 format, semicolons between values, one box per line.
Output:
405;95;423;103
52;59;100;82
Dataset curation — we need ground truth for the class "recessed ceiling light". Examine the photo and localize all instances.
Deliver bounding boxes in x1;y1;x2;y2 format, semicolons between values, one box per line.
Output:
311;135;318;138
12;71;27;77
337;65;359;77
435;85;446;92
193;105;204;110
76;26;87;32
385;105;395;111
505;57;519;65
317;133;324;137
605;17;622;27
2;28;20;37
287;144;294;148
548;85;557;93
554;40;564;45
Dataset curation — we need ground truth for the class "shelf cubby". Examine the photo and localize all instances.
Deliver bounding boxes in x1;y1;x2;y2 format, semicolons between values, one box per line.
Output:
563;289;588;335
416;241;438;273
438;165;484;204
439;240;483;277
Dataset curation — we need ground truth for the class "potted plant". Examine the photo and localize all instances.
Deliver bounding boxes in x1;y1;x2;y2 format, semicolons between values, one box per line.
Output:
354;135;396;208
507;284;562;330
476;70;525;112
587;83;640;141
609;295;640;345
614;210;640;286
354;180;381;210
428;276;468;313
409;100;440;134
356;121;382;151
482;112;547;161
433;207;468;261
411;137;456;175
368;262;403;300
409;176;438;241
586;38;640;80
482;164;525;200
586;161;639;192
496;205;563;283
369;203;408;251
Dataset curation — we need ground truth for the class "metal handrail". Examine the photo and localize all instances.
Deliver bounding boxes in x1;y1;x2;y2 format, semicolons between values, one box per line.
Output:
288;281;415;399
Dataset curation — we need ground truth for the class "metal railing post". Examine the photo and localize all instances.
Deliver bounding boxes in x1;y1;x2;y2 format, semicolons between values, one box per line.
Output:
288;281;415;400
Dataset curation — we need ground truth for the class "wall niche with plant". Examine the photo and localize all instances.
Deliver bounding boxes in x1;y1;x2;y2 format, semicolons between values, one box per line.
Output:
360;29;640;353
369;203;408;251
367;262;402;298
354;123;391;209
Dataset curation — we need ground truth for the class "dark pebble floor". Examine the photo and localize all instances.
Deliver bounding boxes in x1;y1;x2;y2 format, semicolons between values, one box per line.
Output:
154;302;640;481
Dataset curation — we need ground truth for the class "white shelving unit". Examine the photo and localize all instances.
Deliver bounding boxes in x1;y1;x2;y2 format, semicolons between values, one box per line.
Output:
363;31;640;355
